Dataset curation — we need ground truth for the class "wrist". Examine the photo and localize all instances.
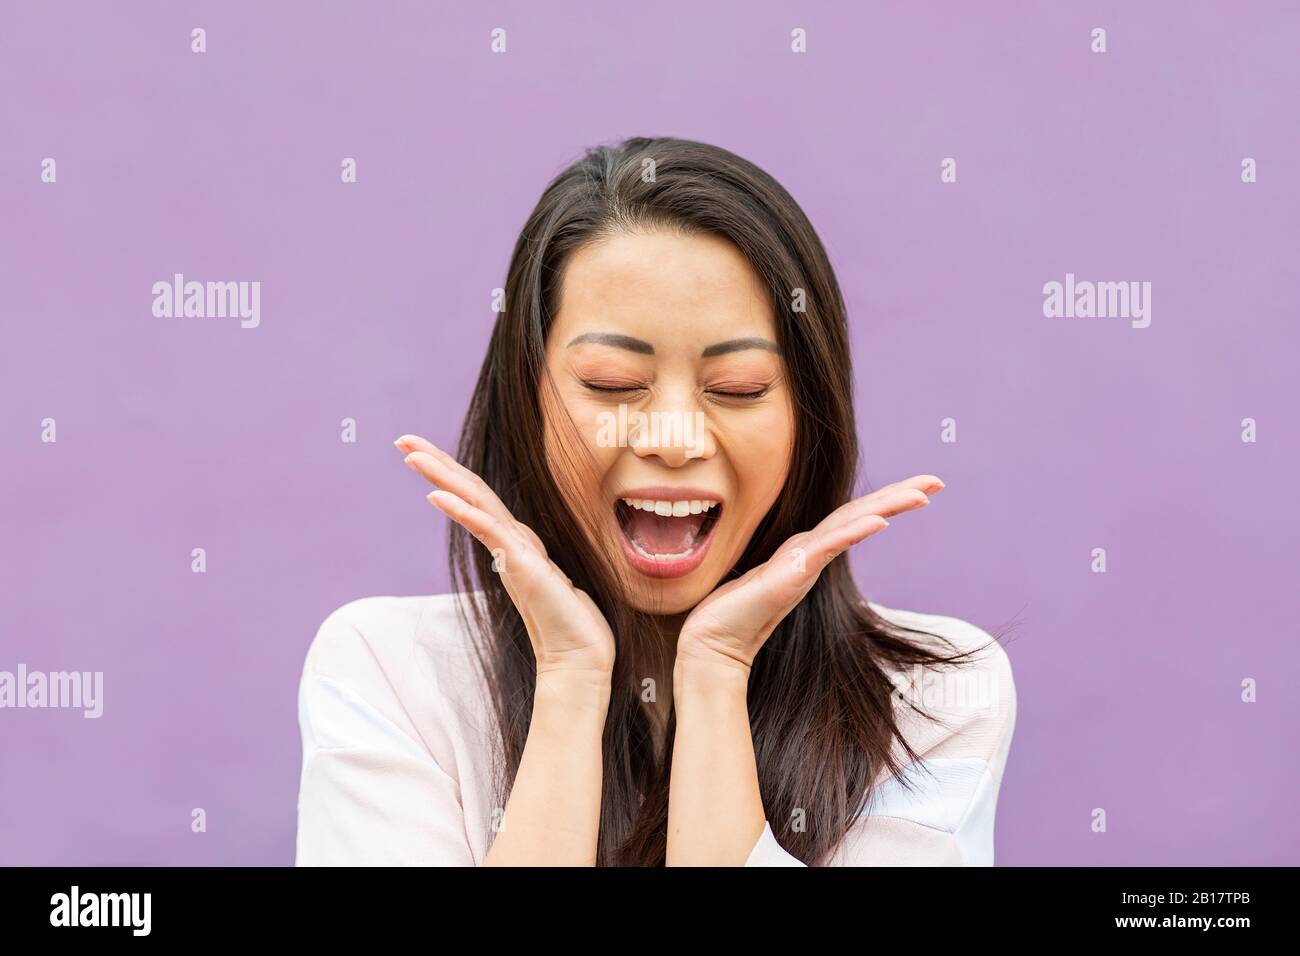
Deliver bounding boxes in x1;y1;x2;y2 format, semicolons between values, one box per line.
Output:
534;668;613;715
673;651;751;708
674;637;753;684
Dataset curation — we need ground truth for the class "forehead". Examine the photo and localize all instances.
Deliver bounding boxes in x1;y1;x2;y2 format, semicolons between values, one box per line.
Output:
550;229;777;347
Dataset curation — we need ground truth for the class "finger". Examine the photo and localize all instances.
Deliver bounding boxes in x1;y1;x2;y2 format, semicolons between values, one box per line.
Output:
425;489;553;589
780;491;915;593
425;490;537;613
766;515;889;617
409;451;550;557
399;437;554;558
728;516;889;632
785;478;937;575
403;447;522;534
395;433;455;465
808;511;891;569
788;512;890;578
875;474;945;496
851;475;944;513
810;485;930;541
396;434;514;517
424;488;509;552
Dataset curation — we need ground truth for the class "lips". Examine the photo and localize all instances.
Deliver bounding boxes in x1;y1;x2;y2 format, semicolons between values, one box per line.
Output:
613;487;724;579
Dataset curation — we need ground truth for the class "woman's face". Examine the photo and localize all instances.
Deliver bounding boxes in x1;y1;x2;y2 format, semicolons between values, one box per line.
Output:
542;229;796;615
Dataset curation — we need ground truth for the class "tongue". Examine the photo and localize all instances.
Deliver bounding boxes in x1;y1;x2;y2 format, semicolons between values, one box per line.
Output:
624;510;706;555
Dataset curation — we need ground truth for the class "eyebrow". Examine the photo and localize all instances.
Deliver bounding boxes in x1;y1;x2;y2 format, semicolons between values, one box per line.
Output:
700;337;780;358
566;332;779;357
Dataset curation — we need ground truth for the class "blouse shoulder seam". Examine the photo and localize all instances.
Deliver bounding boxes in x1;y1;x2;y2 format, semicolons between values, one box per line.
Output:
304;597;439;756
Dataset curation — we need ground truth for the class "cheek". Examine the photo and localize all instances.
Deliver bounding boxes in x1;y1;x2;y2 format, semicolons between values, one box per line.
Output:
722;401;795;520
540;385;621;494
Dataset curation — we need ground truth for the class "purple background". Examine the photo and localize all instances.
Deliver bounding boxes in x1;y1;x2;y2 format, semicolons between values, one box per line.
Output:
2;1;1297;865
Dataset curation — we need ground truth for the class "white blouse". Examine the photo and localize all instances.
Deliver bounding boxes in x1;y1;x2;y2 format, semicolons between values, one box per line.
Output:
295;591;1016;866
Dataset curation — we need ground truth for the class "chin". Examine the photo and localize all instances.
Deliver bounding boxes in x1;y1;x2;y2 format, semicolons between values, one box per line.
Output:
625;575;715;617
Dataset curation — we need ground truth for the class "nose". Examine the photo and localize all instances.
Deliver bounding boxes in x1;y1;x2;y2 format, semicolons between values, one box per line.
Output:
627;396;716;467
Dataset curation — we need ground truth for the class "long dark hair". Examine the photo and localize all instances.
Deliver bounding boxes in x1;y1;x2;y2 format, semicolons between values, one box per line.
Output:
450;136;1000;865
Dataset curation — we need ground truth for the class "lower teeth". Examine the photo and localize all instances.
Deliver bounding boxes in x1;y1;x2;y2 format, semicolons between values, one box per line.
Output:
617;502;718;562
629;538;696;561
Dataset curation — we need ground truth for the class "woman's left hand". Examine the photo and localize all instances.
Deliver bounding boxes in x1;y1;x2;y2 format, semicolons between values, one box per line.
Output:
674;475;945;677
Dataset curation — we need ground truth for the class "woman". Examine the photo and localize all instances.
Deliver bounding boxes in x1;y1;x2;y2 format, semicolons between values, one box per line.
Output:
295;137;1016;866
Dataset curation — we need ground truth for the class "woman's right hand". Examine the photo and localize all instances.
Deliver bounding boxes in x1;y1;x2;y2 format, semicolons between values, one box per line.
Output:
395;434;616;681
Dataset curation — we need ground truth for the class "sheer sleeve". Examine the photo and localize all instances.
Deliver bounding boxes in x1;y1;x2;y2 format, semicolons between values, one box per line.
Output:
745;628;1017;867
745;821;808;866
294;605;477;866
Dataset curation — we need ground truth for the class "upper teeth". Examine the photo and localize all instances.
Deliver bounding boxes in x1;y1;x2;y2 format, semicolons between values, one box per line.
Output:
622;498;719;517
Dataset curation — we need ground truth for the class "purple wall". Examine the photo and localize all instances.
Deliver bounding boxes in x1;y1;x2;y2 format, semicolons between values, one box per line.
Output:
2;1;1296;865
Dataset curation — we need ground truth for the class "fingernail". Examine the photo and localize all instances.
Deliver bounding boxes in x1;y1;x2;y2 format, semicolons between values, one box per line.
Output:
404;453;418;469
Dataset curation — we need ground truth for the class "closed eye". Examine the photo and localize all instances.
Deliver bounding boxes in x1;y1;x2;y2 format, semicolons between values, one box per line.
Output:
708;387;771;400
581;381;645;394
581;381;770;400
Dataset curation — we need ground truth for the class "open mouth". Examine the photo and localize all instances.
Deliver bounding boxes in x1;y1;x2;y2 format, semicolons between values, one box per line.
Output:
614;495;723;578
